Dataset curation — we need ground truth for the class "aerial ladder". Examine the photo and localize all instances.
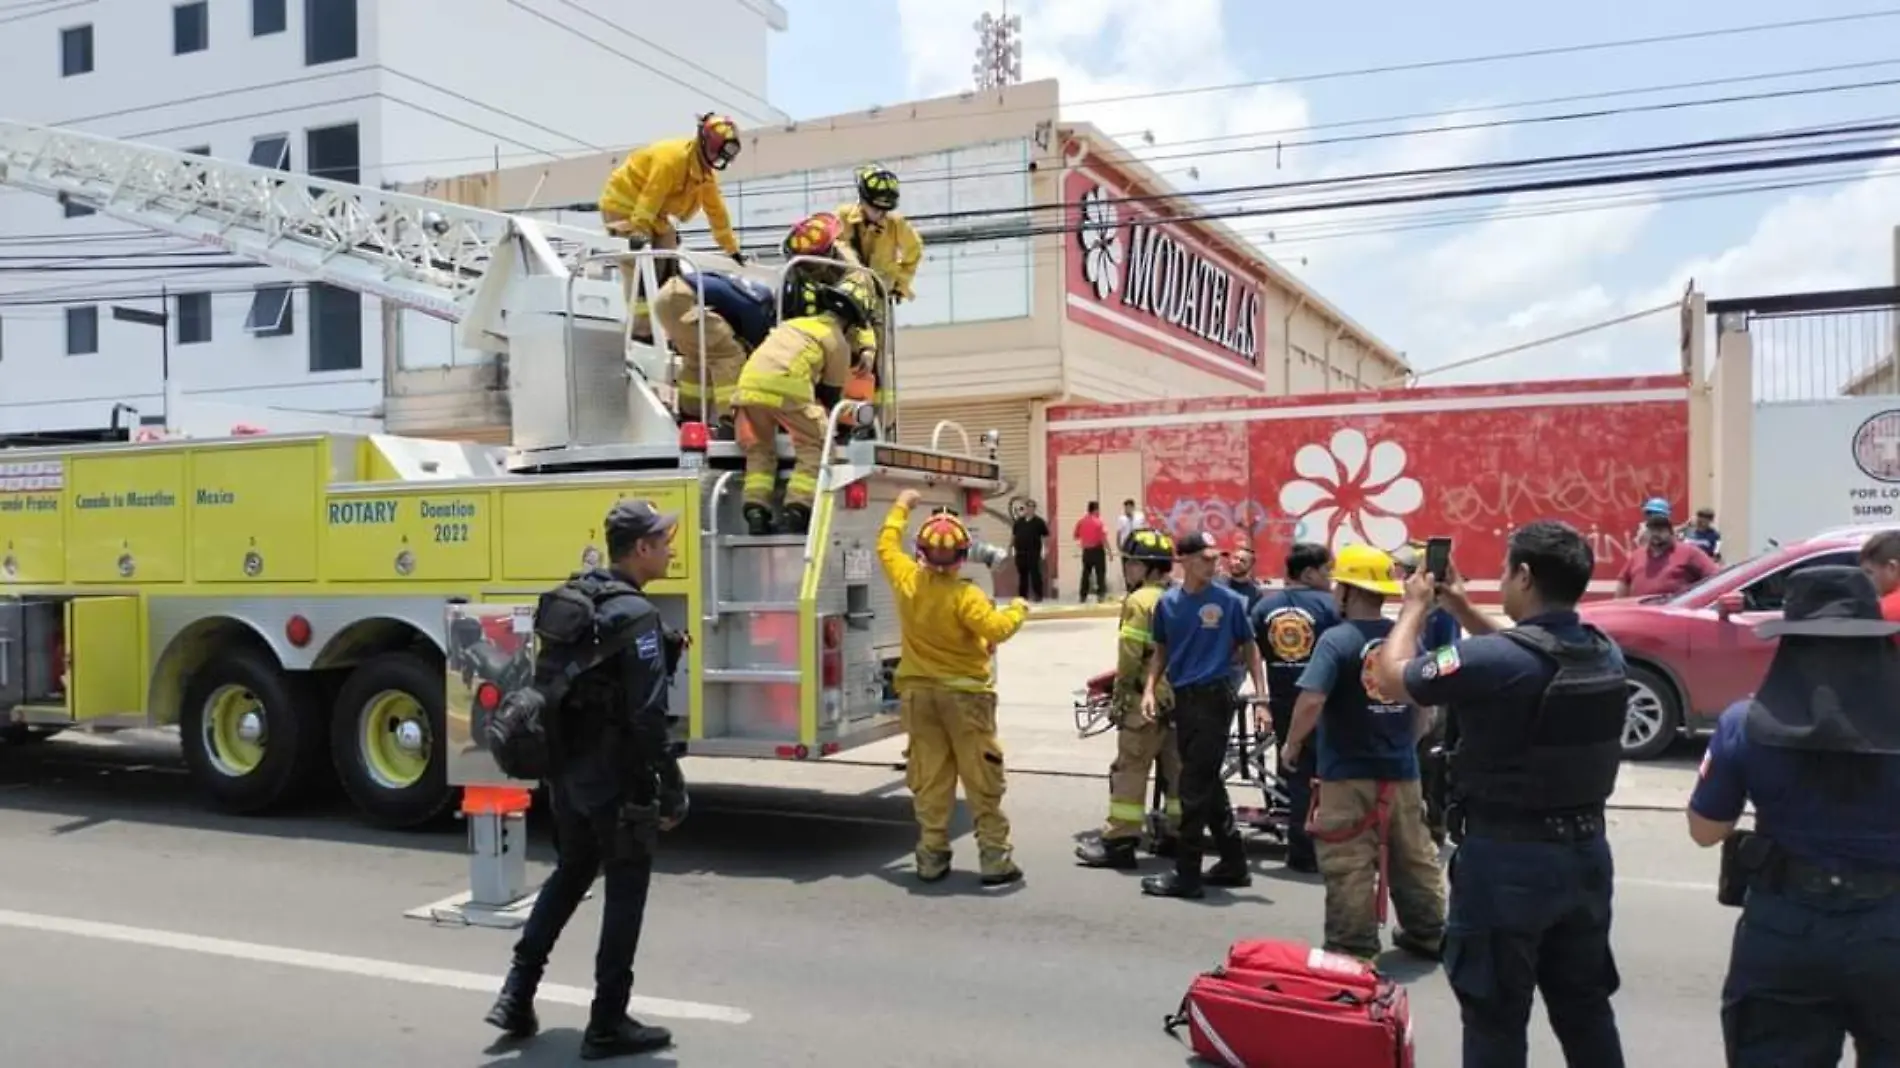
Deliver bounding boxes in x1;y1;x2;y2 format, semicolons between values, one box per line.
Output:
0;119;1007;925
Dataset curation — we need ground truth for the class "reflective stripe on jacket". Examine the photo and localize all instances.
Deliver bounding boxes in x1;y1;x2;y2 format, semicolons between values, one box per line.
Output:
733;315;854;408
876;501;1028;693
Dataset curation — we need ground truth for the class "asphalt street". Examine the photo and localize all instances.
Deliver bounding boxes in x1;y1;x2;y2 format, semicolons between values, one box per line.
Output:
0;728;1732;1067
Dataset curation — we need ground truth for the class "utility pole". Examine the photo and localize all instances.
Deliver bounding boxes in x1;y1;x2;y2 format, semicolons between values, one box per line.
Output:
972;6;1023;90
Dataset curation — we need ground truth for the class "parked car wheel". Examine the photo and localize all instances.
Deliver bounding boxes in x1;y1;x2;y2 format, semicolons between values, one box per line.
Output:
1622;663;1682;761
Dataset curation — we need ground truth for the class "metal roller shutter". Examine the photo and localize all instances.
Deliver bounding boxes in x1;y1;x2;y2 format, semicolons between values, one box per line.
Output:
897;398;1035;545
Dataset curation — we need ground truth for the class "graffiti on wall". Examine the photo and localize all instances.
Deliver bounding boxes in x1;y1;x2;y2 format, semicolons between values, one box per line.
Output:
1047;376;1692;594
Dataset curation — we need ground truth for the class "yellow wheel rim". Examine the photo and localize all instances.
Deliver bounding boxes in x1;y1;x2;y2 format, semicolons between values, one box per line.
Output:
360;690;430;791
202;684;266;777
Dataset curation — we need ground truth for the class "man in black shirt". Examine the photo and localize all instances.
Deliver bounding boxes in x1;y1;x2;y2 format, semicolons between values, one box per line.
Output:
485;500;690;1061
1011;499;1050;602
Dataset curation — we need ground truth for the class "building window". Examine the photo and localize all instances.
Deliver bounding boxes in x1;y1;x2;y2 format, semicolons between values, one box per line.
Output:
309;284;361;371
63;199;96;218
305;0;358;66
252;0;286;36
305;122;360;185
66;306;99;356
175;292;212;345
249;134;290;171
60;24;94;77
245;285;294;337
173;2;209;55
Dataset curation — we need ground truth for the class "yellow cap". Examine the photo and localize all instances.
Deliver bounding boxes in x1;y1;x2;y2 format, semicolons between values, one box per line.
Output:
1334;543;1402;596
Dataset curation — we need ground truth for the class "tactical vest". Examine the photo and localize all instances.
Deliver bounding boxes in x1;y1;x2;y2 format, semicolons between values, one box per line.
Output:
1450;622;1626;814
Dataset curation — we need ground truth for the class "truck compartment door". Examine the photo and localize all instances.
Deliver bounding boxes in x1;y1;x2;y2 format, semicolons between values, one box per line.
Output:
64;596;141;721
0;598;22;712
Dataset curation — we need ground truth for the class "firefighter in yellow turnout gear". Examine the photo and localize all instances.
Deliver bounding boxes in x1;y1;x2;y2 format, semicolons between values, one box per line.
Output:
836;164;924;304
731;275;878;536
1076;527;1186;869
599;114;745;339
878;490;1031;885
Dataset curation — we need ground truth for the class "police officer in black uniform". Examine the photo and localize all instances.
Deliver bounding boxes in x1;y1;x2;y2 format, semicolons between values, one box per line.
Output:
1370;520;1627;1068
1686;566;1900;1066
486;500;690;1061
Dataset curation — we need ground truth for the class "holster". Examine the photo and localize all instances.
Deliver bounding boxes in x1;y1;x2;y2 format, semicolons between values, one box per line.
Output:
1718;830;1774;908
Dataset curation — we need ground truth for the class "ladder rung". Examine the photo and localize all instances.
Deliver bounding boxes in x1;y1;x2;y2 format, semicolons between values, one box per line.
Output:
704;668;803;684
718;534;807;547
716;600;801;614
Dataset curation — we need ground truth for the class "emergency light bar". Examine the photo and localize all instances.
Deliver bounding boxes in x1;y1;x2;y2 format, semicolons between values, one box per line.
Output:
872;445;999;483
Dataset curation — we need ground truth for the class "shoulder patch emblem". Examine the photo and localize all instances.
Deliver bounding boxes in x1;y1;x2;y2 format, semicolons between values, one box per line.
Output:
1360;638;1395;704
1198;603;1224;629
635;629;662;661
1432;645;1461;677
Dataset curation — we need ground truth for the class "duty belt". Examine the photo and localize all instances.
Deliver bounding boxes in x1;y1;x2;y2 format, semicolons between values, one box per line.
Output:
1764;857;1900;901
1464;808;1605;843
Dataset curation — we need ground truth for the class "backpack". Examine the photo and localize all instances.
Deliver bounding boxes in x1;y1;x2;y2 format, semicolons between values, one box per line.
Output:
484;578;645;782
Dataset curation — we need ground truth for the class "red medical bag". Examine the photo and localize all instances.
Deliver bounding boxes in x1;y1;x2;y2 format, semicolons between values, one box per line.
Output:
1165;938;1414;1068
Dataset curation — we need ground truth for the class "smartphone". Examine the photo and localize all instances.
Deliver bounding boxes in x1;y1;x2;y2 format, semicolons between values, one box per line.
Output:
1424;537;1452;582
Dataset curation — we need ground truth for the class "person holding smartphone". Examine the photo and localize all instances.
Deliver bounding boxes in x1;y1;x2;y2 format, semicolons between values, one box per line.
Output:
1393;540;1462;845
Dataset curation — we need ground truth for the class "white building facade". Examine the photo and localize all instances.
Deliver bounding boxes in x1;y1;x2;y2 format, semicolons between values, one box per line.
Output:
0;0;787;434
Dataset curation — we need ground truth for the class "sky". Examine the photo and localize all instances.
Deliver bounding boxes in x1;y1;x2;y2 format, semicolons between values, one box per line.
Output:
766;0;1900;385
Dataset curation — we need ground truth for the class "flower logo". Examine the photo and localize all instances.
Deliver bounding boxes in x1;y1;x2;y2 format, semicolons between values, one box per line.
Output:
1277;428;1423;552
1076;185;1121;300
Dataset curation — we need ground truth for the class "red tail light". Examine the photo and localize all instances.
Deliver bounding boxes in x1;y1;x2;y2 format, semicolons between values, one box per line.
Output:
475;682;502;711
285;614;313;648
678;421;710;451
822;650;843;689
822;616;843;650
843;482;869;509
964;489;983;516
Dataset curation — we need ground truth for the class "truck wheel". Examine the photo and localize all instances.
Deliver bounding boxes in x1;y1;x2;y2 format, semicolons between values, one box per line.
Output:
331;652;453;830
179;650;327;814
1622;663;1682;761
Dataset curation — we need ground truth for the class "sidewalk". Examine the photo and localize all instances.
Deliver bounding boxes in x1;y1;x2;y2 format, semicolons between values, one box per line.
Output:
838;617;1701;813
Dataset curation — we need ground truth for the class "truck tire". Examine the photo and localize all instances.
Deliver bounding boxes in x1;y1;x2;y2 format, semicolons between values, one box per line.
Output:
1622;662;1682;761
331;651;453;830
179;649;328;814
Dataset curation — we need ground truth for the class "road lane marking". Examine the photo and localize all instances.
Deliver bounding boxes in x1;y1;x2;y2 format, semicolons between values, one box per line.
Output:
0;907;750;1025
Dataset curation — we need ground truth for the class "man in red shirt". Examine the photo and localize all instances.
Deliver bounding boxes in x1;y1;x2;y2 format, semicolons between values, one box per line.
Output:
1858;529;1900;622
1616;512;1717;598
1074;500;1109;604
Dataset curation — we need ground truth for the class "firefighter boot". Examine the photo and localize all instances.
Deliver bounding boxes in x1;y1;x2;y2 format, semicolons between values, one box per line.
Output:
916;847;952;883
1142;845;1206;899
580;1018;674;1061
980;846;1024;887
780;502;812;535
1075;835;1139;870
743;504;774;537
483;959;542;1039
1202;835;1254;888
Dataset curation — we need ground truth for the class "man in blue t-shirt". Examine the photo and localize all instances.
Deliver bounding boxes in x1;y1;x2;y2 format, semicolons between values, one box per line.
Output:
1686;566;1900;1065
652;267;779;428
1283;543;1446;962
1140;531;1267;900
1250;541;1338;873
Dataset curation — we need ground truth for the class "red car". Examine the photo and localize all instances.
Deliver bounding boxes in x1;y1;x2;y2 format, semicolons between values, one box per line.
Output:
1579;524;1895;760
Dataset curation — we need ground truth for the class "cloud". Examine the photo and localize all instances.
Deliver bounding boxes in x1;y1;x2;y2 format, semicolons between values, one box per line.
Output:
1419;189;1660;306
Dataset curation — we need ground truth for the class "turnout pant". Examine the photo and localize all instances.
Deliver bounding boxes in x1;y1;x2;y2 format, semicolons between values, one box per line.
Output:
1079;547;1108;601
1721;887;1900;1067
510;784;657;1026
602;215;680;340
901;686;1012;863
1309;778;1446;960
651;276;744;421
735;401;825;511
1446;828;1624;1068
1101;708;1183;841
1171;680;1244;877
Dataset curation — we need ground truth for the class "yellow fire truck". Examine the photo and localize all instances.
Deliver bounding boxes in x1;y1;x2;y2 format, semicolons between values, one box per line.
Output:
0;119;1008;830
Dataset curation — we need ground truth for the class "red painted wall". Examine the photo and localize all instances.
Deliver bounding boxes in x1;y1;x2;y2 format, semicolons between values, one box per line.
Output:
1047;375;1692;599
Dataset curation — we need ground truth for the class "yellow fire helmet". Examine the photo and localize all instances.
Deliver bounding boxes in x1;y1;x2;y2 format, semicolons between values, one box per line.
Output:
1333;543;1402;596
917;510;972;568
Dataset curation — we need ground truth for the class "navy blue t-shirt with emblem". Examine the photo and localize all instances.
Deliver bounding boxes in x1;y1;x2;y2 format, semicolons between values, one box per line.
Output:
1252;586;1342;719
1154;583;1254;690
1691;701;1900;871
1296;617;1420;782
